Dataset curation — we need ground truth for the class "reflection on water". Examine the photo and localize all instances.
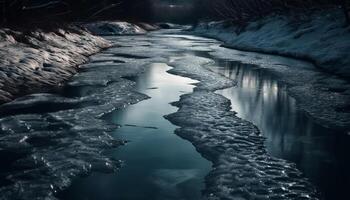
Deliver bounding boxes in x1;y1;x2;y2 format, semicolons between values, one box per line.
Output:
213;60;350;200
60;63;211;200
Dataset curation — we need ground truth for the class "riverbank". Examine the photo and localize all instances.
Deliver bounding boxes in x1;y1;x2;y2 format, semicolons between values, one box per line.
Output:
0;29;341;200
193;9;350;78
0;25;110;104
84;22;159;36
0;21;157;105
192;9;350;130
0;32;152;199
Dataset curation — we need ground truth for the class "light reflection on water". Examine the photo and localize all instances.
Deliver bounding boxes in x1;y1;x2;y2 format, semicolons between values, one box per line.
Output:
213;60;350;200
60;63;211;200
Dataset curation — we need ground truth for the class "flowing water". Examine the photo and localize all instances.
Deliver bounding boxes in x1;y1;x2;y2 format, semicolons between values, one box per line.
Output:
0;30;349;200
212;61;350;200
60;63;211;200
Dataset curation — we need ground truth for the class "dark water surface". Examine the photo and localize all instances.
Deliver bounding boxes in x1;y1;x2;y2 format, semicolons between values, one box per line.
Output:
212;61;350;200
60;63;211;200
55;32;349;200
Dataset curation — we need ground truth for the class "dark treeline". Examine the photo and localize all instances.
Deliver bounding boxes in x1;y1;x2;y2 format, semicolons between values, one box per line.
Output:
0;0;349;26
201;0;350;25
0;0;155;25
1;0;117;25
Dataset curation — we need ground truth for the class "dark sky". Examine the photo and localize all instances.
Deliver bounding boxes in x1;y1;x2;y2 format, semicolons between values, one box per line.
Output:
115;0;206;24
0;0;209;25
102;0;209;24
149;0;200;23
156;0;194;4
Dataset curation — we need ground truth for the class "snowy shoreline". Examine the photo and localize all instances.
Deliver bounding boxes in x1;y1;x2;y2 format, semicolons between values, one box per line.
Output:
0;34;151;199
0;28;340;200
193;9;350;79
0;22;156;105
0;25;110;104
192;11;350;131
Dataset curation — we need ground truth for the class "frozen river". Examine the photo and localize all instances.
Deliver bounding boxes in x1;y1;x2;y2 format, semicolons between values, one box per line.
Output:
0;30;348;200
60;63;211;200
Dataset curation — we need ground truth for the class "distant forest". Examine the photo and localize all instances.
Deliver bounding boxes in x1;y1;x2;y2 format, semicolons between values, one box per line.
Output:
208;0;350;25
0;0;349;25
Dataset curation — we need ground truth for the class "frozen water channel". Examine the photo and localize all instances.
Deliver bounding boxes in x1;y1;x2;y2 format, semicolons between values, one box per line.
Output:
0;30;349;200
60;63;211;200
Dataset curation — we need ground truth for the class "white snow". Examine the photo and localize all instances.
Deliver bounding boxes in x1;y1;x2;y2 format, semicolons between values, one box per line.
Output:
193;9;350;78
0;26;110;103
0;29;325;200
165;53;320;199
0;45;150;200
84;21;147;36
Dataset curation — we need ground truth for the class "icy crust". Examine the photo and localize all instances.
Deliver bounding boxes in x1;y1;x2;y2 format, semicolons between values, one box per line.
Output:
0;33;205;199
0;50;150;199
84;22;147;36
166;55;319;199
0;26;110;104
136;23;160;31
191;21;350;130
193;9;350;78
205;46;350;130
167;55;235;91
166;92;319;200
157;23;183;29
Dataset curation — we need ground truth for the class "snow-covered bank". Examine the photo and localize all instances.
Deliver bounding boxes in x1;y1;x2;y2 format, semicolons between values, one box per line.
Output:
192;10;350;130
84;22;150;36
193;10;350;79
0;29;327;200
0;26;110;104
0;39;152;199
157;23;183;29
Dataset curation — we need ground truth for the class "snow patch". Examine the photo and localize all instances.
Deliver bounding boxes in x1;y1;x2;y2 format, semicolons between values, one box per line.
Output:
194;10;350;79
0;50;150;200
192;10;350;130
0;26;110;104
85;22;147;36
